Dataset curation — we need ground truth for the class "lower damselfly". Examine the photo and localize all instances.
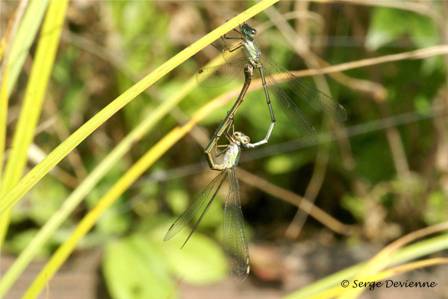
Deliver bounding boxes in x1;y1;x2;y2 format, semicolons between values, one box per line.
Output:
203;22;347;164
164;130;252;278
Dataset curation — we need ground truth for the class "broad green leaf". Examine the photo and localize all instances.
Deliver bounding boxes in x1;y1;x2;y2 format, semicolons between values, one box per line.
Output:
159;228;228;284
103;236;175;299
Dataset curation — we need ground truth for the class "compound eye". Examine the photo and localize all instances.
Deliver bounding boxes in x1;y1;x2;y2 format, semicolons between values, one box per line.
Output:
251;29;256;35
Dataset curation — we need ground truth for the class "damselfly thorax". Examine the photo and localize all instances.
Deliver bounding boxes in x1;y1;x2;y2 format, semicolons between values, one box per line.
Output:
242;39;261;67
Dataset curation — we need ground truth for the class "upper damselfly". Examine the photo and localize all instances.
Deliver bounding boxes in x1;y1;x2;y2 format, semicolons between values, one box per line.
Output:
203;22;347;168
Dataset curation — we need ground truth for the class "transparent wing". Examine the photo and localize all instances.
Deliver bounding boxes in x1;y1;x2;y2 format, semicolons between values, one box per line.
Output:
195;56;248;88
263;67;318;139
195;36;249;88
164;171;227;248
195;58;245;86
223;167;250;278
261;57;347;137
211;36;246;63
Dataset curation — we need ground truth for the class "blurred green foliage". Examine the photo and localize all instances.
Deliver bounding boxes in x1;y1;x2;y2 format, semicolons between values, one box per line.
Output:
3;0;448;298
367;7;438;50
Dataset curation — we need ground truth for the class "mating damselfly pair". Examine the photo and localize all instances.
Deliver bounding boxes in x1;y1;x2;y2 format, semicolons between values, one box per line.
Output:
164;22;347;278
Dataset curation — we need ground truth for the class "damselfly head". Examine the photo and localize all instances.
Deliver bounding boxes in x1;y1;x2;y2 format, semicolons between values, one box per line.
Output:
233;131;250;146
240;23;256;40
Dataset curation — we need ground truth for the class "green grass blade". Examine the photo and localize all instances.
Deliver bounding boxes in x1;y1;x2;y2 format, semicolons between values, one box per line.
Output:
0;71;7;180
0;0;69;246
5;0;50;97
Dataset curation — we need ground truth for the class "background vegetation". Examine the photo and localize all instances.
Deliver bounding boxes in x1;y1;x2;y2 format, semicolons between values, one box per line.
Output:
1;0;448;298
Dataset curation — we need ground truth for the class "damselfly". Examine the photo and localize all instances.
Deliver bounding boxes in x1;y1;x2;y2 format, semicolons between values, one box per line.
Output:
164;130;252;277
203;22;347;165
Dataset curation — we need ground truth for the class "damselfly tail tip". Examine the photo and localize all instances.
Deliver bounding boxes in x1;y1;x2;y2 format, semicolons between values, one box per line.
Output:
231;258;251;281
235;267;250;282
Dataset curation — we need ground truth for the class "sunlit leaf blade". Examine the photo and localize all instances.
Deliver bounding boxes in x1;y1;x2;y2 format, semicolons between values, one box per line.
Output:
6;0;50;97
